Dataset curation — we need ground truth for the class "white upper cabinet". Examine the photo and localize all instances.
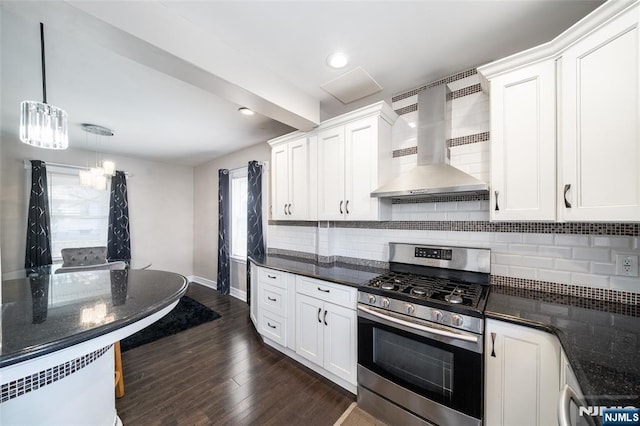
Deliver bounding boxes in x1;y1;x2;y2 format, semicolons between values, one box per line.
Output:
269;134;317;220
479;0;639;222
560;3;640;222
316;102;396;221
317;127;347;220
488;61;557;221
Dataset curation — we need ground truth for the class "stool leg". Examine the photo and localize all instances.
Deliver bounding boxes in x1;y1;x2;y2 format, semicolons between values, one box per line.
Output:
114;341;125;398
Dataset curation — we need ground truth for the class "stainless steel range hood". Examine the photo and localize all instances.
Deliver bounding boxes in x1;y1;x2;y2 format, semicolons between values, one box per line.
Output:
371;84;488;198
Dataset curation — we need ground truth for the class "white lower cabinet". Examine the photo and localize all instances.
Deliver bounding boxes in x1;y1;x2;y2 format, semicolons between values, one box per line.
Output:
295;276;357;386
255;266;295;350
252;263;358;392
296;293;357;384
485;319;561;426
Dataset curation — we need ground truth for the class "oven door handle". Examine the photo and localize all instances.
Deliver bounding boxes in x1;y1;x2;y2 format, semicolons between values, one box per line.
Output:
358;305;479;344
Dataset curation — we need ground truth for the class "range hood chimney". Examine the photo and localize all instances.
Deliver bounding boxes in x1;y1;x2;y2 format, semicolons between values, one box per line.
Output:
371;84;489;198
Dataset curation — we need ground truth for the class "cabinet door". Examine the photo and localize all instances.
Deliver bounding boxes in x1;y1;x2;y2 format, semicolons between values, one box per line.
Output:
485;319;560;426
345;116;380;220
317;127;346;220
296;294;324;367
323;303;357;385
271;144;289;220
490;61;556;221
560;3;640;221
287;138;309;219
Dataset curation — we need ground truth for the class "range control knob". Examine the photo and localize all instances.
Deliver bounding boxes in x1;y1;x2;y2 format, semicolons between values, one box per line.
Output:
368;294;377;304
452;314;464;327
432;310;443;322
381;298;390;308
405;304;415;315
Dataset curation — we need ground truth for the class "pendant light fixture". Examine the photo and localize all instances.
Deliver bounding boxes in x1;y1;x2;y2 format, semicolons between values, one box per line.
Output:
79;123;115;191
20;23;68;149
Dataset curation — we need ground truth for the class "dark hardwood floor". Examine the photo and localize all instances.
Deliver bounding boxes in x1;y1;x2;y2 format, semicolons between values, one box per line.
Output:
116;283;355;425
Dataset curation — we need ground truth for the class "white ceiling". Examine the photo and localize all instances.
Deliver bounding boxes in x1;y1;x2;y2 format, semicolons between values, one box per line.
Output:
1;1;604;167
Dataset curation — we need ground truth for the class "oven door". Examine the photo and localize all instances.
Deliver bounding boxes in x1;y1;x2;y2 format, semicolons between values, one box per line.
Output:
357;304;483;422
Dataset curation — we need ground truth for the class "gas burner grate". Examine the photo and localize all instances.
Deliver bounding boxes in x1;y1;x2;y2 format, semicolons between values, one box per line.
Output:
364;272;483;308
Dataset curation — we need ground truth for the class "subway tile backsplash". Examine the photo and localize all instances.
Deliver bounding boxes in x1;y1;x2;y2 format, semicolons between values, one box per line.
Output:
267;67;640;302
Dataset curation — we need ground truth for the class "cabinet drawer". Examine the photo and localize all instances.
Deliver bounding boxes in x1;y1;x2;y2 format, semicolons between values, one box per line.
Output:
258;267;286;289
259;282;287;316
296;276;357;309
259;311;287;347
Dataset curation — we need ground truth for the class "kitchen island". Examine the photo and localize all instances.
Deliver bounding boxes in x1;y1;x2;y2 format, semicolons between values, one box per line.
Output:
1;269;188;425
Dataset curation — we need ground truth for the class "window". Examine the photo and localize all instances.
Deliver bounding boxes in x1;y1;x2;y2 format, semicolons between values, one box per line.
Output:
230;168;248;260
47;168;110;260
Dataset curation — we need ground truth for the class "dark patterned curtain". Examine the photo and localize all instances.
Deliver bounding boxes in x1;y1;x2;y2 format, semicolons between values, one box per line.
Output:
25;160;53;268
246;161;265;306
217;169;230;295
107;171;131;261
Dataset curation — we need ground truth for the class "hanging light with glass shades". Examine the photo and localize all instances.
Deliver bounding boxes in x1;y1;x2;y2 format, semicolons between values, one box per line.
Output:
79;123;115;191
20;23;68;149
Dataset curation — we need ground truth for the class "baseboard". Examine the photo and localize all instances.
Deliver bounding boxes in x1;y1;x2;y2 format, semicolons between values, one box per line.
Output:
187;276;246;302
230;287;247;302
188;275;217;290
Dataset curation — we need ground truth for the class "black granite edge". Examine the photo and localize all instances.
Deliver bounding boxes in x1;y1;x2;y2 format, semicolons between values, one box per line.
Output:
249;255;387;288
0;272;189;368
485;285;640;408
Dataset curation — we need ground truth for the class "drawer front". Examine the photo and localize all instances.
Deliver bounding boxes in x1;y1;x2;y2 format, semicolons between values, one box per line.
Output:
260;311;287;346
258;267;287;289
260;282;287;316
296;275;356;309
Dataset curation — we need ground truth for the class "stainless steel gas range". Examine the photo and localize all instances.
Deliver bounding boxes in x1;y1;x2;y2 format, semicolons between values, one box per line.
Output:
357;243;491;426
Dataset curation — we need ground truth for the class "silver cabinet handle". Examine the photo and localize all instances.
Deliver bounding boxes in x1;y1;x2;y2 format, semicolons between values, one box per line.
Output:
317;287;330;293
267;274;276;279
494;190;499;211
323;310;328;326
339;200;343;214
564;184;572;208
317;307;322;323
558;384;593;426
267;322;276;329
345;200;349;214
284;204;288;215
287;203;292;215
490;332;496;357
267;296;277;302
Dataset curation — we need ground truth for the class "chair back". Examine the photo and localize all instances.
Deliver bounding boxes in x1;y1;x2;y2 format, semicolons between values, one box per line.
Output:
61;246;108;267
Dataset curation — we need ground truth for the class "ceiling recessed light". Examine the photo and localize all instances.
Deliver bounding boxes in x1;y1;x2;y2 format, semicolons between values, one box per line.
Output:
327;52;348;69
238;107;255;116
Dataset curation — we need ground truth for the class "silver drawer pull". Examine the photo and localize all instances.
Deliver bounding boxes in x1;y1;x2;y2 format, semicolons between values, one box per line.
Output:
267;274;277;279
317;287;330;293
267;322;276;329
267;296;277;302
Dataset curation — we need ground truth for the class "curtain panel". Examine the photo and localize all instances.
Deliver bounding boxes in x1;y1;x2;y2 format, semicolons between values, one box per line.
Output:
246;160;265;306
25;160;53;268
217;169;231;295
107;171;131;260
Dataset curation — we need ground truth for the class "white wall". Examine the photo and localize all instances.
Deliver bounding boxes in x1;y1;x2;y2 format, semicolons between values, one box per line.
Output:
193;141;270;291
0;132;194;276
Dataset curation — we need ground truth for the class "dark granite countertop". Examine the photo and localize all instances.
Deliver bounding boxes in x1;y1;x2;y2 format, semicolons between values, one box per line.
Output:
1;269;188;368
486;285;640;407
249;254;386;288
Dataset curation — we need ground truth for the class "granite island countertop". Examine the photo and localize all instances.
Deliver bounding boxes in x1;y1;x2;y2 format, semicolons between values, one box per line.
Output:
249;254;387;288
486;285;640;408
1;269;188;368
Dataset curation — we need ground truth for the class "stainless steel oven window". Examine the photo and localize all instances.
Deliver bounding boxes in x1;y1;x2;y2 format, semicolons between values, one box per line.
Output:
373;328;454;398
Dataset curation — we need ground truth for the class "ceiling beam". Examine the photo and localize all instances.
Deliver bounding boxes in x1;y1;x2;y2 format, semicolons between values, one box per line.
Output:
5;1;320;131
